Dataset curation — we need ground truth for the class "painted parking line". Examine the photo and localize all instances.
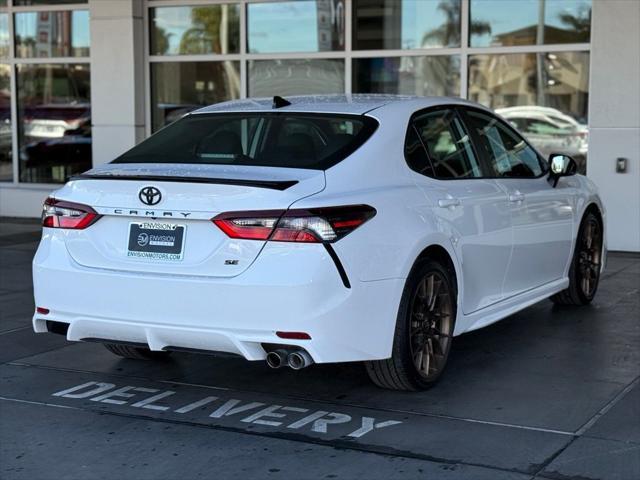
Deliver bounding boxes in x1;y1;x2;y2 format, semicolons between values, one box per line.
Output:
0;363;572;474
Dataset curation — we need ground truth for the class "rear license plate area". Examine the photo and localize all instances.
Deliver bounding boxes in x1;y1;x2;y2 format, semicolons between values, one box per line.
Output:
127;222;186;261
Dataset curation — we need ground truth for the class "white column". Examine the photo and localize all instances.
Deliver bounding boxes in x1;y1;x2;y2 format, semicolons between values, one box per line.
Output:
89;0;146;166
587;0;640;252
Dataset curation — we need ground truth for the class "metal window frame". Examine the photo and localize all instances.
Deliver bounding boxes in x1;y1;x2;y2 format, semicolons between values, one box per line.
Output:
0;1;90;188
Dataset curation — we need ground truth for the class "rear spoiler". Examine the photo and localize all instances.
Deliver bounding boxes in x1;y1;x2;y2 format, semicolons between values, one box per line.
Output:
68;174;298;191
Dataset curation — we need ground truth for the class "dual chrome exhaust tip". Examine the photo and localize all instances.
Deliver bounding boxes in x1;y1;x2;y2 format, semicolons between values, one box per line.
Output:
266;349;313;370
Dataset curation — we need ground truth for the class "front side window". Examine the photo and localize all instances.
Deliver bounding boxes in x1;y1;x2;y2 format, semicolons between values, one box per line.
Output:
114;113;377;171
411;109;482;179
465;110;543;178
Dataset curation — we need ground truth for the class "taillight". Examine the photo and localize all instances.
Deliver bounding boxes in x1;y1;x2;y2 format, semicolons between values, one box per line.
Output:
213;205;376;243
42;197;101;229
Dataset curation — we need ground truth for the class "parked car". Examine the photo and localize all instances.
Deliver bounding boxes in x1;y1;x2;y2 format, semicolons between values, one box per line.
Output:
32;95;606;390
496;106;588;171
19;103;92;182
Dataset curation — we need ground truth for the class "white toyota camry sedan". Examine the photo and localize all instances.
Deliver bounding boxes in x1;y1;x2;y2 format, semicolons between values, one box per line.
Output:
32;95;606;390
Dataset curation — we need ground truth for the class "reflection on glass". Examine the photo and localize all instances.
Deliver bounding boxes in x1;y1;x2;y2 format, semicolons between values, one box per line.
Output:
150;5;240;56
470;0;591;47
353;56;460;96
151;61;240;132
0;64;11;182
0;14;9;58
353;0;461;50
17;63;91;183
248;0;344;53
15;10;90;58
248;59;345;97
469;52;589;173
14;1;87;5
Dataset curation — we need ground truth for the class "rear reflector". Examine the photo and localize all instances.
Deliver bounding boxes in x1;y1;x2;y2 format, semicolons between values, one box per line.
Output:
36;307;50;315
42;198;101;230
213;205;376;243
276;331;312;340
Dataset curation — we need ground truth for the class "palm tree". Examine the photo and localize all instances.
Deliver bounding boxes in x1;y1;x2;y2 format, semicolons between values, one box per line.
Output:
152;26;171;55
422;0;491;47
558;4;591;42
179;6;240;55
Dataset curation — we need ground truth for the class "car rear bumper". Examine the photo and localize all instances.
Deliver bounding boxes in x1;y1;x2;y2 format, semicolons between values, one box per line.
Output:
32;235;405;363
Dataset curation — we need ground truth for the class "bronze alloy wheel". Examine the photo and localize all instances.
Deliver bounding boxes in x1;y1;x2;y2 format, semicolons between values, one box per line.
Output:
577;215;603;299
409;271;454;381
551;210;603;306
365;258;457;390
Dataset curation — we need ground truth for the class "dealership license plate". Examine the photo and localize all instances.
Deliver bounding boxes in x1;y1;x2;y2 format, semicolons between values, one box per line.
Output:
127;222;186;261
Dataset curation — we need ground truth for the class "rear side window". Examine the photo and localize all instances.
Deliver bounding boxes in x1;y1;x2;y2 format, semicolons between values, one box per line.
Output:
114;113;378;170
408;109;482;179
465;110;544;178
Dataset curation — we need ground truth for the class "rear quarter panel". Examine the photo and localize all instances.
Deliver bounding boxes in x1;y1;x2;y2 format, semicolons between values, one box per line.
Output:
288;103;465;324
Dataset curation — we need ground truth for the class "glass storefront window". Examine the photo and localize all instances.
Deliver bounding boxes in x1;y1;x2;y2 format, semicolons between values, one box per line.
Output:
17;63;91;183
470;0;592;47
353;55;460;97
0;63;11;182
248;59;345;97
0;13;9;58
353;0;461;50
14;10;90;58
14;1;87;5
468;51;590;173
150;4;240;56
151;61;240;132
247;0;344;53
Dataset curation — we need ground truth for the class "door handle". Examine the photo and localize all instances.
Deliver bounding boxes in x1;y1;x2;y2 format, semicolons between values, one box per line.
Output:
508;191;525;203
438;197;461;208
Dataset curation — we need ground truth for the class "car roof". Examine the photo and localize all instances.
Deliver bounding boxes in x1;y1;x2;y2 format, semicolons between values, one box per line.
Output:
191;94;485;117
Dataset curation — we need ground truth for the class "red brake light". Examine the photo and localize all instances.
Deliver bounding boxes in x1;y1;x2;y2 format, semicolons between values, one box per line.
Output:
42;198;101;230
276;331;312;340
213;205;376;243
213;210;283;241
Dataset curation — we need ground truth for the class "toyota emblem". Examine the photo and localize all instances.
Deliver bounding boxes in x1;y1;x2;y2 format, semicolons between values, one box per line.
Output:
139;186;162;206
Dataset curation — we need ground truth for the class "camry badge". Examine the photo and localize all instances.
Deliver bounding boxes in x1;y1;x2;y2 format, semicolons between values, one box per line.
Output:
139;186;162;206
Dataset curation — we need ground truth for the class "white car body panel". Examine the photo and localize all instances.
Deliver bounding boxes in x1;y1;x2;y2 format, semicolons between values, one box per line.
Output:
495;175;575;298
32;95;606;363
54;164;325;278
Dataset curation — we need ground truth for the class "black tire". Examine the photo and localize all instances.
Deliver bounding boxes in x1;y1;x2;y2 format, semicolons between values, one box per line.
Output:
103;343;171;360
551;210;603;306
365;259;457;391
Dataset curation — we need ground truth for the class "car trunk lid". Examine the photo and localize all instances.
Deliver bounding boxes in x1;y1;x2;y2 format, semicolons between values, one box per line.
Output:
56;163;325;278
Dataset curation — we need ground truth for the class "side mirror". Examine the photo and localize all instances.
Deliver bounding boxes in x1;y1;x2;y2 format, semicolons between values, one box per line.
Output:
548;153;577;187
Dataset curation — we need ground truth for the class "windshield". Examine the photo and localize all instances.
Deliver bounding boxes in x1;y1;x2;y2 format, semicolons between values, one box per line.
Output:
114;113;378;170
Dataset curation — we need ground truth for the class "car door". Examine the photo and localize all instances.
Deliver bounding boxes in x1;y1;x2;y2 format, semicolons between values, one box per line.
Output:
461;108;574;298
405;107;512;314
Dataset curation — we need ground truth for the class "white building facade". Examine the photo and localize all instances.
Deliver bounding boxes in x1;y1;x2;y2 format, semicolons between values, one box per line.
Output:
0;0;638;251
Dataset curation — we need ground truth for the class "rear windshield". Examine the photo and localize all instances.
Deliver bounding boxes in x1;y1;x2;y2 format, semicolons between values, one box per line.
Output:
114;113;378;170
